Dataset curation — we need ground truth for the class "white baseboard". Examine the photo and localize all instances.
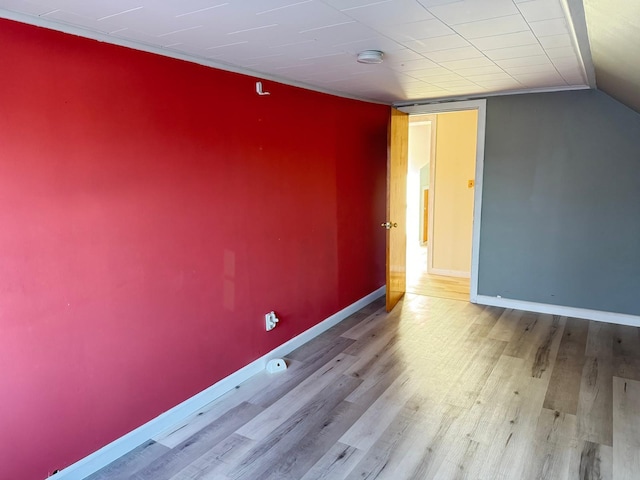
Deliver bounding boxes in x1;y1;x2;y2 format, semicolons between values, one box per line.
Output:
48;286;386;480
475;295;640;327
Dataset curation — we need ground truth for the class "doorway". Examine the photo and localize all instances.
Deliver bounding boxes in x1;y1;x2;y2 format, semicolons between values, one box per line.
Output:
401;103;483;302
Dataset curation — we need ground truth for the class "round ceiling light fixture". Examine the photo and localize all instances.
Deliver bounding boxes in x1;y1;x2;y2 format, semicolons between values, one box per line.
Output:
357;50;384;64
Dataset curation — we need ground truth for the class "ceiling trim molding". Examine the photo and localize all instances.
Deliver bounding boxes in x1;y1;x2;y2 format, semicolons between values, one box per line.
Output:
0;8;387;106
392;85;590;108
562;0;597;88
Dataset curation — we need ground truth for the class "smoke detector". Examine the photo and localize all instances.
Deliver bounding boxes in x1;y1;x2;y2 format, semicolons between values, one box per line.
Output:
357;50;384;64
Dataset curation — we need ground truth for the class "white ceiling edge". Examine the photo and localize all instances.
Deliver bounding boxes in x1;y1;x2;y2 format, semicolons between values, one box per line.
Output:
392;85;591;108
0;8;386;106
1;6;596;109
562;0;597;88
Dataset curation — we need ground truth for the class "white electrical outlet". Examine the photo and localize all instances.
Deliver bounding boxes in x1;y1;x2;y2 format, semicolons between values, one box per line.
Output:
265;311;279;331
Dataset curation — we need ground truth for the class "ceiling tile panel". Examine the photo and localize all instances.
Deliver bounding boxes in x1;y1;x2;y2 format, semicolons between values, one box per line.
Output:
376;17;454;42
257;0;354;31
416;73;465;83
404;66;453;78
439;56;496;70
453;14;530;39
475;79;522;89
537;33;572;49
427;0;519;25
403;34;470;53
544;45;576;59
468;30;538;50
0;0;53;15
332;36;407;55
516;0;565;22
503;63;559;75
484;43;545;60
424;45;484;62
465;72;514;81
454;64;505;75
392;57;440;71
495;54;552;69
512;71;566;87
30;0;148;20
40;9;123;33
298;19;376;44
528;17;569;37
338;0;434;26
381;48;427;65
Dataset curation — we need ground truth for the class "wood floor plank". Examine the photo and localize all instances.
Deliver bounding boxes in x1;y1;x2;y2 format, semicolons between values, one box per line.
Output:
131;402;263;480
503;313;565;381
586;321;614;358
442;336;507;409
543;316;589;414
612;325;640;358
253;400;366;480
339;372;416;451
571;441;613;480
612;324;640;382
154;361;303;447
464;356;549;479
167;434;254;480
227;375;361;480
613;376;640;480
525;408;577;480
342;394;432;480
299;443;364;480
487;309;525;342
237;353;358;440
86;440;171;480
249;336;355;408
339;308;392;341
576;356;613;446
398;404;466;479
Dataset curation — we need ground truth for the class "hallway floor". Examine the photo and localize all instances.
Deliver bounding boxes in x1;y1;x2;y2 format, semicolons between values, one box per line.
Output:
406;243;470;302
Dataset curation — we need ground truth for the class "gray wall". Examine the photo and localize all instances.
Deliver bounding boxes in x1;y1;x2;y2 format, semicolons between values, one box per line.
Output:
479;90;640;315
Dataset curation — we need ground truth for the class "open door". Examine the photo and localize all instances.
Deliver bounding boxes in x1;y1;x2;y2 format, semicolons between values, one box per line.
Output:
384;108;409;312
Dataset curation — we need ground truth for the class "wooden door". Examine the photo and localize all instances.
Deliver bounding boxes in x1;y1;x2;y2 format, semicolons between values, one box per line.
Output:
423;189;429;243
385;108;408;312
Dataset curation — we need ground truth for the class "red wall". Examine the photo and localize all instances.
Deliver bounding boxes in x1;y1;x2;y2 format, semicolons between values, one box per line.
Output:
0;19;388;479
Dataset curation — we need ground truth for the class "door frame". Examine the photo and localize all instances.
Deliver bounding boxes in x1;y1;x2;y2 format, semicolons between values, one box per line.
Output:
397;99;486;303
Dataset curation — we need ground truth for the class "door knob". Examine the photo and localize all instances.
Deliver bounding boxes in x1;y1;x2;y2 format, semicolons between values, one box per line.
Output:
381;221;397;230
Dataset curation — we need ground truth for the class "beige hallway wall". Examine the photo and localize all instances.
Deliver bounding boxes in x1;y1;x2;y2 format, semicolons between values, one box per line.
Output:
432;109;477;276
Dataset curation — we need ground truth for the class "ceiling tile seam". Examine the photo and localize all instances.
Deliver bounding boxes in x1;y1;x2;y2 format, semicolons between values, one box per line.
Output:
176;3;229;18
227;24;279;35
299;20;356;34
97;6;143;22
336;0;395;12
40;9;60;17
256;0;313;16
205;41;249;51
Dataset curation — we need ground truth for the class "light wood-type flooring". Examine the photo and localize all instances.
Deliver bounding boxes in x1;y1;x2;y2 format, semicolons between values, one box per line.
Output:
406;244;470;301
87;294;640;480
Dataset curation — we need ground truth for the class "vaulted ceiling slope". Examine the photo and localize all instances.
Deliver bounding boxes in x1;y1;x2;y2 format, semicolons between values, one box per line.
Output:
0;0;595;105
584;0;640;114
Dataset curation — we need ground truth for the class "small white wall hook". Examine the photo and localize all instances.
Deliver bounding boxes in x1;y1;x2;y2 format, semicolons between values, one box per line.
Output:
256;81;271;96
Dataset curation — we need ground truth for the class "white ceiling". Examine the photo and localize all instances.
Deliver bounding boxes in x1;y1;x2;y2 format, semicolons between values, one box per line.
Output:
0;0;593;104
